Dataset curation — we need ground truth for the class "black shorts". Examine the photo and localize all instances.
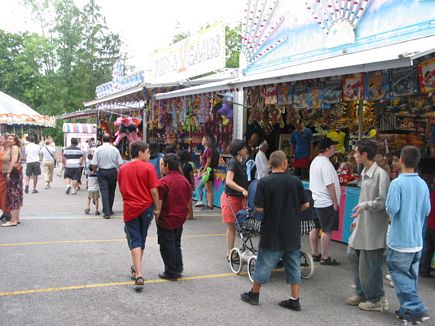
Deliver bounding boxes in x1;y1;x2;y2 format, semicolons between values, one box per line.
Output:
64;167;82;181
25;162;41;177
314;206;339;233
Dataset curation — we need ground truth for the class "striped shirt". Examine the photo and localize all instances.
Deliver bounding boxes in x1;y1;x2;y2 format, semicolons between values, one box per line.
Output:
63;145;84;168
91;143;123;169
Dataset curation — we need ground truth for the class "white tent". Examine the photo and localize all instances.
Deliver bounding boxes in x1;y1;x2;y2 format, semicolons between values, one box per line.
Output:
0;91;55;127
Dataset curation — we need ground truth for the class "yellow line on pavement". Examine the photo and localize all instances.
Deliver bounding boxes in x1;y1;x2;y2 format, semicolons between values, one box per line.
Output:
0;233;225;247
0;271;249;297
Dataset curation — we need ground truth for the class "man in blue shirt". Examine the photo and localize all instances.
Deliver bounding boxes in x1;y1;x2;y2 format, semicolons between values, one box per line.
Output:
386;146;431;325
290;120;312;179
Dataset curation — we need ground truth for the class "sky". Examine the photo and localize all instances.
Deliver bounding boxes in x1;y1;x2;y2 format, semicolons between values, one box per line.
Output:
0;0;244;70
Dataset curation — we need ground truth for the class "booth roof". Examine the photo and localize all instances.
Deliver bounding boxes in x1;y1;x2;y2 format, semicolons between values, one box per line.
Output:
0;91;42;116
0;91;56;127
231;35;435;88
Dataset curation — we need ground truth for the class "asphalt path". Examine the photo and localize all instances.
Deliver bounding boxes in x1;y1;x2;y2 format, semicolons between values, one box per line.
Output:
0;169;434;326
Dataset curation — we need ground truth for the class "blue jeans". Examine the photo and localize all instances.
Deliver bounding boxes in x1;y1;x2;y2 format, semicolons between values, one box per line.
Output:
124;206;154;250
347;247;385;303
386;248;428;317
253;247;301;285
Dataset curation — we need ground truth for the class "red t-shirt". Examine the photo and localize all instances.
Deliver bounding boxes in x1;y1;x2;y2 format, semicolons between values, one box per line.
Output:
428;190;435;230
157;171;191;230
200;147;212;168
118;160;160;223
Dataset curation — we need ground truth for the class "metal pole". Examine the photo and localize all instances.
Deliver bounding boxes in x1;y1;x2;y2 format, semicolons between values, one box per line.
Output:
142;99;153;142
358;100;364;140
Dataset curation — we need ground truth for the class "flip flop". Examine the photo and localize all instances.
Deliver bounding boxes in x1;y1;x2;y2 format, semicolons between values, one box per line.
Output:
134;277;144;291
130;265;136;279
1;221;18;227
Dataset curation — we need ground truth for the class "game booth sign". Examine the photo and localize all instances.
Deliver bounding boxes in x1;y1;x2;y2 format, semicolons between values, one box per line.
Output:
227;0;435;249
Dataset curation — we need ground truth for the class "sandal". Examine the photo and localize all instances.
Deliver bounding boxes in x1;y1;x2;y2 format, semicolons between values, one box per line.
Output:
130;265;136;279
32;189;39;193
1;221;18;227
134;276;144;290
312;254;322;262
320;257;340;266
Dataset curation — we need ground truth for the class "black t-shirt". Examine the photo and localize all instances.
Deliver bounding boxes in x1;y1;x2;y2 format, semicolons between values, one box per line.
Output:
254;172;309;251
225;158;249;197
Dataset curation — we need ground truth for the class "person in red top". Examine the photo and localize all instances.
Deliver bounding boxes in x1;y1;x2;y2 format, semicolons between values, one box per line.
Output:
118;141;160;289
156;153;191;281
420;186;435;278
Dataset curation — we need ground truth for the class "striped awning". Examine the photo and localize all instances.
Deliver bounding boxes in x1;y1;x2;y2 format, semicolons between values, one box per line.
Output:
62;123;97;134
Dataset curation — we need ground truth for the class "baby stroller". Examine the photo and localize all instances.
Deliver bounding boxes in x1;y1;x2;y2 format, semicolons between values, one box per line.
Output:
228;180;315;282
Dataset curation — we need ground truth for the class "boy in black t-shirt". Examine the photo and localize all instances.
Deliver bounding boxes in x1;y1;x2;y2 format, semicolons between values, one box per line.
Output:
240;150;309;311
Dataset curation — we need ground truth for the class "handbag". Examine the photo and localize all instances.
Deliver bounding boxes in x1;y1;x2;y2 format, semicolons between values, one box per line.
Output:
43;145;57;167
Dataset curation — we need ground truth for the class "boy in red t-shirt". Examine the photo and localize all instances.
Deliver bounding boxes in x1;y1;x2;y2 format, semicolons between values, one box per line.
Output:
118;141;160;289
156;153;192;281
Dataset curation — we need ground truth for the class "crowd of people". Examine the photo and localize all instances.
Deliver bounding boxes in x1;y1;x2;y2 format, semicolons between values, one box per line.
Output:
1;131;433;325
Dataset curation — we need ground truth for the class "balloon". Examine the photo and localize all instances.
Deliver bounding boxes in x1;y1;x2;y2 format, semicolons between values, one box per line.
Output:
218;102;233;120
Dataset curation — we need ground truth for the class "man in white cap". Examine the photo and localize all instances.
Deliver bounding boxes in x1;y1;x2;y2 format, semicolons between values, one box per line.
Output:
255;140;269;179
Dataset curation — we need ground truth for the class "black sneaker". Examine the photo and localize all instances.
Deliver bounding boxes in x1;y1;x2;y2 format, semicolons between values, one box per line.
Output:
312;254;321;262
395;309;405;320
279;298;301;311
240;290;259;305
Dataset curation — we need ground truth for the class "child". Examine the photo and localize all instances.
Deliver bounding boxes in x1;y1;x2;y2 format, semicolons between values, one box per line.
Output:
385;146;431;324
85;153;100;215
156;153;191;280
179;150;195;219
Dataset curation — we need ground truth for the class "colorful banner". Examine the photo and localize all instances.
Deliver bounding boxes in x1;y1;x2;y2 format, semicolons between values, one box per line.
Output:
391;67;418;97
293;85;308;109
343;73;365;101
366;70;389;100
417;57;435;94
277;83;292;106
264;85;278;105
323;76;342;105
0;113;55;127
149;22;226;83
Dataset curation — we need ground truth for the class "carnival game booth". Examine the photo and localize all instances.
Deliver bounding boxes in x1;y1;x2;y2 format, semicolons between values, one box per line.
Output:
0;91;56;136
230;0;435;247
155;80;239;208
62;123;97;152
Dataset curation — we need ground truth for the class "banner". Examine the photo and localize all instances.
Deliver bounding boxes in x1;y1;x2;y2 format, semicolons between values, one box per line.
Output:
366;71;389;101
343;74;365;101
417;57;435;94
149;22;226;83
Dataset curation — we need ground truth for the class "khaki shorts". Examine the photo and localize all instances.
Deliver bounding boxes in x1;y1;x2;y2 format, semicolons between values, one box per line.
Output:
88;191;100;200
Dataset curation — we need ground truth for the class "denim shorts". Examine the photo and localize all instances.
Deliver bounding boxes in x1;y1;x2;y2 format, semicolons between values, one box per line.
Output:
124;206;154;250
253;247;301;285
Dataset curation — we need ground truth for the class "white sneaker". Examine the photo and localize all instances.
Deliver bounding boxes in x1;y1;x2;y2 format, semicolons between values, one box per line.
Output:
385;274;394;287
358;297;389;312
71;189;77;195
194;201;204;207
66;185;71;195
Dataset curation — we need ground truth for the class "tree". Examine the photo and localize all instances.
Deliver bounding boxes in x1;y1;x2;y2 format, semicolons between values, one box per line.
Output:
225;24;241;68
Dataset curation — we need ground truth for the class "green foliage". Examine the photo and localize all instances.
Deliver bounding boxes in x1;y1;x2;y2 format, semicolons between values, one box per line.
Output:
0;0;123;120
225;24;241;68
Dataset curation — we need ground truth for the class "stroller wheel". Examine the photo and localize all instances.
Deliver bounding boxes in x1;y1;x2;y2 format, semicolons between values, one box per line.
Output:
300;250;314;279
247;255;257;283
229;248;243;274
